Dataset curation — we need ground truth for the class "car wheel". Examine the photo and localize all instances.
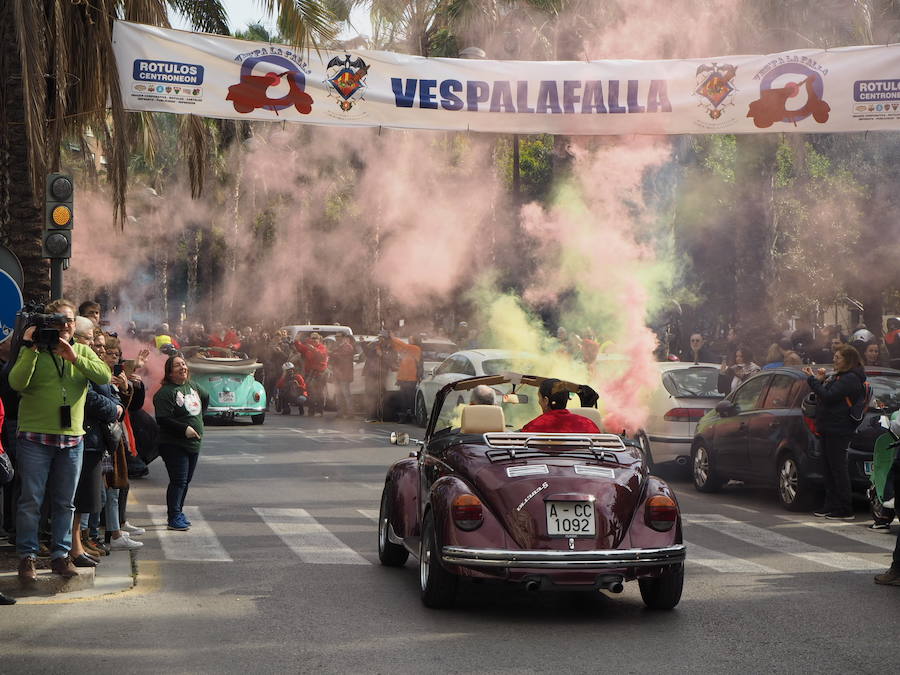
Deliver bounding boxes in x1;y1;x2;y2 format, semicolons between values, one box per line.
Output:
776;452;815;511
251;412;265;425
378;487;409;567
414;393;428;428
419;511;457;608
635;431;654;472
638;563;684;610
692;443;724;493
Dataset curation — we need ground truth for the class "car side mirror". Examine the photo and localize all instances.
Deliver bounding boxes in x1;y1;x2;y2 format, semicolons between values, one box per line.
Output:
715;399;737;417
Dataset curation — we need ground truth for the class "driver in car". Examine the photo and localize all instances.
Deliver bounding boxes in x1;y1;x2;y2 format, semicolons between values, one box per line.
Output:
522;379;600;433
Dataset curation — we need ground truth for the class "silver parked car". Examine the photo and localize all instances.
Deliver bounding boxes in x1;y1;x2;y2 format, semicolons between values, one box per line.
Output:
634;362;723;468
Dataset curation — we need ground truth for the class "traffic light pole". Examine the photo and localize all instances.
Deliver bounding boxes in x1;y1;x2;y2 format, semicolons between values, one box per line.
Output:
50;258;63;299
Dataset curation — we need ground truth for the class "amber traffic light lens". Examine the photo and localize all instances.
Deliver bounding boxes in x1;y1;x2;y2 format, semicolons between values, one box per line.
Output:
52;205;72;226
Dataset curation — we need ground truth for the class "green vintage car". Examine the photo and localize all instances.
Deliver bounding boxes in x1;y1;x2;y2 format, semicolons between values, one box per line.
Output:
183;346;267;425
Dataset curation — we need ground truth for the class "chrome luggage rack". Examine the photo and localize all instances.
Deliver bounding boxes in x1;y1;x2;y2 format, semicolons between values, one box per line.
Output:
482;433;629;464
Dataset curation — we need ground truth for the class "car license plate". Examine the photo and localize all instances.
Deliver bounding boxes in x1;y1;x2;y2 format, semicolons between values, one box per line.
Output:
545;501;595;537
864;461;873;476
218;391;236;403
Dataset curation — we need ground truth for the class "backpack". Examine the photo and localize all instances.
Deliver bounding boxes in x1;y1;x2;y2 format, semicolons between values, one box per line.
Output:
845;377;874;427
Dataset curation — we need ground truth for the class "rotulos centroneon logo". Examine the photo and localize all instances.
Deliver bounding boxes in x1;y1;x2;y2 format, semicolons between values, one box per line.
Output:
131;59;205;102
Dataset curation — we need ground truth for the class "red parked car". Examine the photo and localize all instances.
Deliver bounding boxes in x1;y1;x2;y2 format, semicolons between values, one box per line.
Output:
377;372;686;610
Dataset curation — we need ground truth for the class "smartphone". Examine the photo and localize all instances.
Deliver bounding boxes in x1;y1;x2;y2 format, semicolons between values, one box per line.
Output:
113;363;123;376
123;359;136;376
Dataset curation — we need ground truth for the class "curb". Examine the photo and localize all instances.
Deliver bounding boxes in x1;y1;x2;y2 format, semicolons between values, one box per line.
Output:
0;550;137;604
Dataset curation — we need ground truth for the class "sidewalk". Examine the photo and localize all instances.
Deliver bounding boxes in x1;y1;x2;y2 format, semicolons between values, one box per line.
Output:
0;540;136;604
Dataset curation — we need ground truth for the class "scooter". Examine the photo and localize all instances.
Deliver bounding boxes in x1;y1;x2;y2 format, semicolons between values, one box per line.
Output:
868;411;899;523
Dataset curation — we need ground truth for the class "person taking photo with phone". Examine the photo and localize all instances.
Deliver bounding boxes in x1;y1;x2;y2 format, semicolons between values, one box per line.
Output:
9;299;111;581
803;344;867;520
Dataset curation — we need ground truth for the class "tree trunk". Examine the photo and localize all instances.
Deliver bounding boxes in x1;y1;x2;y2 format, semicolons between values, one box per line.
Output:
187;226;200;319
0;8;49;301
733;134;779;355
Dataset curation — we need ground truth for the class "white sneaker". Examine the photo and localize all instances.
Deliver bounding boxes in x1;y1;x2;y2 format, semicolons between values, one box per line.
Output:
109;534;143;550
121;522;146;536
883;498;895;509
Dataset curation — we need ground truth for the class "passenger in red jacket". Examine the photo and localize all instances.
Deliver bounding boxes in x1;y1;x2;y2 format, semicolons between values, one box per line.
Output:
293;333;329;415
522;378;600;433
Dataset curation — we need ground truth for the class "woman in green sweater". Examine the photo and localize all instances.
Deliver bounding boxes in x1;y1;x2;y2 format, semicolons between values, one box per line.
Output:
153;355;208;531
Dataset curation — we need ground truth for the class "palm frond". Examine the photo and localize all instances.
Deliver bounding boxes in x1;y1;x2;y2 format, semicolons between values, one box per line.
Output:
121;0;171;28
180;114;211;199
258;0;340;50
13;0;49;200
167;0;230;35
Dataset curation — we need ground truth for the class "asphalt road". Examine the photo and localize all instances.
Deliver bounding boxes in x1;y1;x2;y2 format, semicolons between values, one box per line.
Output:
1;414;898;674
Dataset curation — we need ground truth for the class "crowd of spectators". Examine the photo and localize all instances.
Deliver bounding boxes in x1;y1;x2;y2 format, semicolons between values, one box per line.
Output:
0;300;156;600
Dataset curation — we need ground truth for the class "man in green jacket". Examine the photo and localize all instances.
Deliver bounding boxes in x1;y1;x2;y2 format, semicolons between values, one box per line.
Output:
10;299;110;580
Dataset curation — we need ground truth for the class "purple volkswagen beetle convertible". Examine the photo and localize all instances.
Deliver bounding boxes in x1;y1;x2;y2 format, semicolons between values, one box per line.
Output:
377;372;686;609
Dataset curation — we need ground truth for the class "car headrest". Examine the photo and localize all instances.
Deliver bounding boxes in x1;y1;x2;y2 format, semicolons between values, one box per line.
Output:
569;407;603;430
461;405;506;434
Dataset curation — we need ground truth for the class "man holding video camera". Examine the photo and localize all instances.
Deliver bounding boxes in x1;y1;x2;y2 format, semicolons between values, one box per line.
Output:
9;299;110;580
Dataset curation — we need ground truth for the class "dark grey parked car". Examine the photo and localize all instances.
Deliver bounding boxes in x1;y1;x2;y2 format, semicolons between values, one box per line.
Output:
690;366;900;511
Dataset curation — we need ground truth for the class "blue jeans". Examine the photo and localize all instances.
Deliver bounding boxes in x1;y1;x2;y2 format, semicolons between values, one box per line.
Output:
16;437;84;560
159;444;199;521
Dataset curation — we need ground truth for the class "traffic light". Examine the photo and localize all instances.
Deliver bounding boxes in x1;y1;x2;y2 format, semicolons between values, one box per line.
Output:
42;173;73;259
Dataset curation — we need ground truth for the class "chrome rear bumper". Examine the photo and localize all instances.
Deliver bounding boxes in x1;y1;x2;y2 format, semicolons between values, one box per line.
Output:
442;544;685;569
205;406;264;415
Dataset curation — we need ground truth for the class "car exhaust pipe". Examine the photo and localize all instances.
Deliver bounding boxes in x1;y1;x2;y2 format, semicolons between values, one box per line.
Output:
524;580;540;592
676;456;689;466
598;575;625;593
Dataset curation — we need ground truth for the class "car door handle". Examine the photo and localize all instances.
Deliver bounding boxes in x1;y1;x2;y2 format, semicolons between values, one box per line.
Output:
769;422;780;428
738;422;747;429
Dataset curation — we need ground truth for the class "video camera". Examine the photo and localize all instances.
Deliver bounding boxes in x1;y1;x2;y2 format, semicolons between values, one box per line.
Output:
13;301;69;350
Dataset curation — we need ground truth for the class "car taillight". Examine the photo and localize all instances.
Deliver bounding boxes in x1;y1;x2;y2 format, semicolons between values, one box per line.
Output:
253;392;261;402
645;495;678;532
451;494;483;531
663;408;707;423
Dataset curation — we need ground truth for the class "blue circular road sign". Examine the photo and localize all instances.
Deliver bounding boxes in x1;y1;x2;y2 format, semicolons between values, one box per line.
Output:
0;268;24;343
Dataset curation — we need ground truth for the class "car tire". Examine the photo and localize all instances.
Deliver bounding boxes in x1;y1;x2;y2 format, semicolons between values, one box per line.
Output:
692;442;724;493
635;431;654;472
414;393;428;428
378;487;409;567
251;412;265;425
419;511;457;608
638;563;684;610
776;452;815;511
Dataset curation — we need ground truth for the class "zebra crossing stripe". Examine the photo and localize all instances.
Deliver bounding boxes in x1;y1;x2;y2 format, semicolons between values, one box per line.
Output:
685;515;884;571
684;540;781;574
774;516;897;552
146;505;233;562
254;507;370;565
357;509;378;521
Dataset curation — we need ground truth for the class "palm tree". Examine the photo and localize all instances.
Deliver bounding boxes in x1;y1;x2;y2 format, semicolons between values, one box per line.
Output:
0;0;337;300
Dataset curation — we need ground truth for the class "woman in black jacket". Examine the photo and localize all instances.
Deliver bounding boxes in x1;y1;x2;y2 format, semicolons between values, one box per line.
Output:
804;344;867;520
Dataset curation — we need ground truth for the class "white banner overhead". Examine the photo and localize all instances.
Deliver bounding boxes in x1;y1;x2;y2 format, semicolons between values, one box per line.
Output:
113;20;900;136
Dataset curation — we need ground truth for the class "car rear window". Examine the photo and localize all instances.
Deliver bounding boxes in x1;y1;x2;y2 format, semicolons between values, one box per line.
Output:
421;342;457;361
661;367;722;398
